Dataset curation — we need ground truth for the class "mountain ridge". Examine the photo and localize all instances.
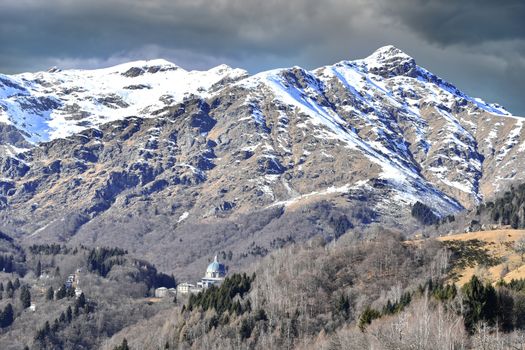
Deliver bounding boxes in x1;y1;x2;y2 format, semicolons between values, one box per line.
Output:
1;45;524;277
0;45;512;144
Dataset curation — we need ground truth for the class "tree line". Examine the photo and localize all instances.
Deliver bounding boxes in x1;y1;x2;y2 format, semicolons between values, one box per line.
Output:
478;183;525;229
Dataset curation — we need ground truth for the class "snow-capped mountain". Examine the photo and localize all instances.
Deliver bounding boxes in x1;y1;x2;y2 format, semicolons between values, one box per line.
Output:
0;59;247;142
1;45;524;274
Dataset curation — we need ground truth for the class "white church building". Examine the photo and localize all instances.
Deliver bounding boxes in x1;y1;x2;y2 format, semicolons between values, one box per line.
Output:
177;255;227;295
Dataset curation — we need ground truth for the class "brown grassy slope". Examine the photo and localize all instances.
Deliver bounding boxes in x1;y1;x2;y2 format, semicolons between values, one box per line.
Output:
436;229;525;285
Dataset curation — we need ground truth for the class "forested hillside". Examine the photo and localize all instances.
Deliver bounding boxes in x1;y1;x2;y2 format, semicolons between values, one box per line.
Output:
5;203;525;348
98;221;525;350
101;232;452;349
0;239;177;350
478;184;525;229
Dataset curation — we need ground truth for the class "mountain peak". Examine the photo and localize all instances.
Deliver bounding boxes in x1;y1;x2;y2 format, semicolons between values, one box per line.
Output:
361;45;417;78
121;58;178;68
47;66;62;73
368;45;412;60
100;59;181;76
208;63;244;75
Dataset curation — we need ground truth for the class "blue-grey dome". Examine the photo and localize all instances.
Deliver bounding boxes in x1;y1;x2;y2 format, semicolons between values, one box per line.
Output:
206;256;226;276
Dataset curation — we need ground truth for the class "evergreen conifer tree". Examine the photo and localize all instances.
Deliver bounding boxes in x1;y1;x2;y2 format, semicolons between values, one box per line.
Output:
0;303;14;328
20;285;31;309
66;306;72;322
46;286;54;301
113;338;130;350
36;260;42;277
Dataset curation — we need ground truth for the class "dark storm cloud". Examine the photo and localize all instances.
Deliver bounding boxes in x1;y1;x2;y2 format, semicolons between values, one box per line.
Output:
0;0;524;114
0;0;371;70
377;0;525;46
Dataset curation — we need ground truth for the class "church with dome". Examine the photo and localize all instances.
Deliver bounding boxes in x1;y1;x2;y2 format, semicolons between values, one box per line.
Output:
197;255;227;289
176;255;228;295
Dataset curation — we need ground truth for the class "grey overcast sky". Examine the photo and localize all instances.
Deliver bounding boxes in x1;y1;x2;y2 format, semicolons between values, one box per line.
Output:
1;0;524;114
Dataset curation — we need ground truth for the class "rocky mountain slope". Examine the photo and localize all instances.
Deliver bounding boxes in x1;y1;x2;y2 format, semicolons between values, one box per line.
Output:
0;46;524;277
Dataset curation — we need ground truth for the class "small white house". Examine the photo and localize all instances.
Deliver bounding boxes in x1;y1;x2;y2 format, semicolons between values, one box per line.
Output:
155;287;169;298
176;283;195;295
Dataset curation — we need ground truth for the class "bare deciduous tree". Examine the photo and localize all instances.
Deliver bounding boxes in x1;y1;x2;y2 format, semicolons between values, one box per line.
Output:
514;237;525;262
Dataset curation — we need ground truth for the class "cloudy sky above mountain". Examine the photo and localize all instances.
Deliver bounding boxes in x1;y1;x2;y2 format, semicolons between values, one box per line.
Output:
1;0;524;114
